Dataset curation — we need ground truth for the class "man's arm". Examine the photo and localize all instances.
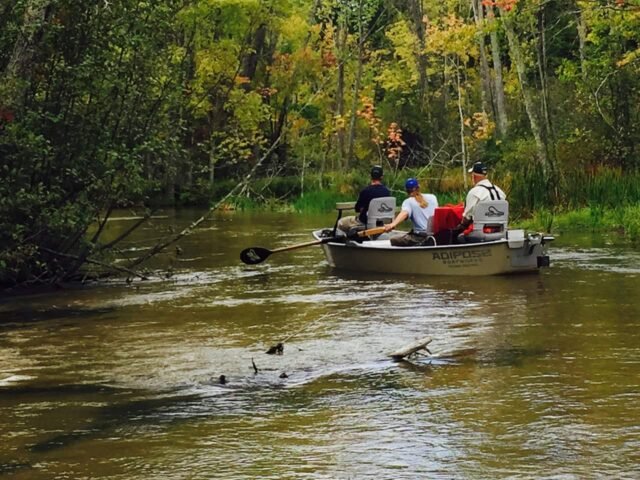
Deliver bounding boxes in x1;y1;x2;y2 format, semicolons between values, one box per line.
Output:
462;190;479;220
453;216;472;232
455;191;477;232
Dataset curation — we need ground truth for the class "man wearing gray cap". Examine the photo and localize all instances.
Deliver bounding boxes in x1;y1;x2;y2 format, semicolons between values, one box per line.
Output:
337;165;391;234
455;161;506;243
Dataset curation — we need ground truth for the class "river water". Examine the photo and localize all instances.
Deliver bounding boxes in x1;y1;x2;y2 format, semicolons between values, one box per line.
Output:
1;209;639;479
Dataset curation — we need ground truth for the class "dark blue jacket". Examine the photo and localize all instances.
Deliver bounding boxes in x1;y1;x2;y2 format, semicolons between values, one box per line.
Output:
355;184;391;224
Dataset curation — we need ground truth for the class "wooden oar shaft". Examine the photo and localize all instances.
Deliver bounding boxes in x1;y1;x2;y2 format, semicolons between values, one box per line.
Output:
271;239;323;253
240;227;389;265
357;226;386;237
271;227;385;252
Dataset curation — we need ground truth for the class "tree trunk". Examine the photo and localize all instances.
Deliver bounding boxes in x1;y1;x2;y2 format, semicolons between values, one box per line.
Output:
2;0;51;109
455;61;468;190
488;6;508;137
503;17;549;176
336;19;347;168
346;0;366;168
273;95;290;164
472;0;493;116
408;0;433;151
409;0;429;104
241;23;268;85
536;4;556;171
209;139;216;186
575;5;588;82
346;44;363;167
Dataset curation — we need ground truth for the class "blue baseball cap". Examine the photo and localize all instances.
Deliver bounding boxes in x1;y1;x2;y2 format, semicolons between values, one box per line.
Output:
405;178;419;190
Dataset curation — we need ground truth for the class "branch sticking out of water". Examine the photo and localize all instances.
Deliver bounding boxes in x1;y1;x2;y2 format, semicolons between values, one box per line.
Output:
266;343;283;355
388;337;433;360
265;313;335;355
40;247;148;281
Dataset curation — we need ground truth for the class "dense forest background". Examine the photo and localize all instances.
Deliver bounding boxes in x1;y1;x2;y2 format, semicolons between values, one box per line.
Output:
1;0;639;286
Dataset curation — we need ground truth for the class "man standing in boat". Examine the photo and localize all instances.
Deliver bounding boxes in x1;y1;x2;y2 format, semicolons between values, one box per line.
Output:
337;165;391;234
455;161;507;243
383;178;438;246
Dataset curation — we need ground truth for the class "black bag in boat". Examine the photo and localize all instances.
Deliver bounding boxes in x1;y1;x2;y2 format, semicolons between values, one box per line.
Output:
434;228;456;246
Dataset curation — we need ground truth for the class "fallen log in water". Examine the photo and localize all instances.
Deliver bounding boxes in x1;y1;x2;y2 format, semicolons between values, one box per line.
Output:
388;337;432;360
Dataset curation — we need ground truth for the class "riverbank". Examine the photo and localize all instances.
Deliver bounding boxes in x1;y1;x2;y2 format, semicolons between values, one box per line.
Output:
515;205;640;243
208;175;640;243
202;169;640;241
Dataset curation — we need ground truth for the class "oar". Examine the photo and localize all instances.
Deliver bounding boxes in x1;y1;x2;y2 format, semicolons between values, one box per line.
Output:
240;226;387;265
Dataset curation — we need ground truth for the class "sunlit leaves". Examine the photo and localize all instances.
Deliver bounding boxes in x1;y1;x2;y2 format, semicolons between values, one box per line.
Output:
356;96;382;144
425;14;478;63
384;122;405;163
617;48;640;67
482;0;519;12
466;112;495;140
337;0;383;34
374;20;419;93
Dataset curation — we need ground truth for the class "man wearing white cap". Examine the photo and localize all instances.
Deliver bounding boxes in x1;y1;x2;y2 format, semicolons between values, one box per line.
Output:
455;161;506;243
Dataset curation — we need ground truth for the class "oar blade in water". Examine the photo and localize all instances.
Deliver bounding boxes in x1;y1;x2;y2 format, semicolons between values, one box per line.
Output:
240;247;272;265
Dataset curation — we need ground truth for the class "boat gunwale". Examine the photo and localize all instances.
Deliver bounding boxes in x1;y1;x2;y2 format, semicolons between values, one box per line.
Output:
313;231;517;252
313;230;553;252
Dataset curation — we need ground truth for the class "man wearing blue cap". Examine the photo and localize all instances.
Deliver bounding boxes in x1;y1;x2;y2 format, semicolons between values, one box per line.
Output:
383;178;438;246
455;161;506;242
337;165;391;234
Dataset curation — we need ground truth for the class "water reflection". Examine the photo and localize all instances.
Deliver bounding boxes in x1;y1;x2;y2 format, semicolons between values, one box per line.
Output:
1;210;639;479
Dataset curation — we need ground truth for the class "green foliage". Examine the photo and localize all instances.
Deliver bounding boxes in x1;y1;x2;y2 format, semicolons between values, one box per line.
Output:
621;206;640;243
515;204;640;244
375;20;419;94
562;169;640;210
293;190;352;213
499;139;549;214
0;0;187;286
518;208;555;233
2;0;640;286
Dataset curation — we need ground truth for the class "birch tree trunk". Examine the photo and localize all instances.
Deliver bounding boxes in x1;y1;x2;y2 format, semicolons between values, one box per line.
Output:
472;0;493;116
346;40;364;167
488;5;508;137
336;19;347;169
455;60;468;190
536;4;555;168
346;0;366;167
575;5;588;82
503;17;549;176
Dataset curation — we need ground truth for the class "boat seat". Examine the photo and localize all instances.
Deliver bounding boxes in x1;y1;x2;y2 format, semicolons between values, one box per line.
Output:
366;196;396;229
470;199;509;242
425;216;435;236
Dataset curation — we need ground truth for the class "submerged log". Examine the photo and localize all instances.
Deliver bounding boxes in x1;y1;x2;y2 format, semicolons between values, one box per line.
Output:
388;337;432;360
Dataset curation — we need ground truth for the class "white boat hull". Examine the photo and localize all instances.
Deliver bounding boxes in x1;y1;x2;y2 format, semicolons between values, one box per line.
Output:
313;230;552;276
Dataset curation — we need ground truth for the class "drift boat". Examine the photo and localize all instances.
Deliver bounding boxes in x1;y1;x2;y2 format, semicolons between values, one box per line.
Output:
312;228;552;276
240;200;553;275
309;200;553;276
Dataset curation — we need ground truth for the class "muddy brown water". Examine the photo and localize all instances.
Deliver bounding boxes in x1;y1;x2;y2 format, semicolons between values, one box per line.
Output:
1;209;639;479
